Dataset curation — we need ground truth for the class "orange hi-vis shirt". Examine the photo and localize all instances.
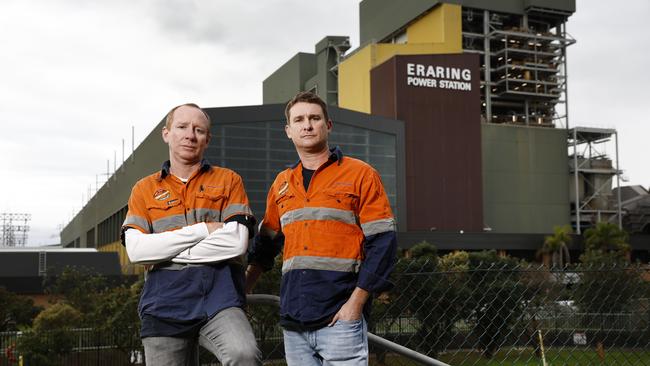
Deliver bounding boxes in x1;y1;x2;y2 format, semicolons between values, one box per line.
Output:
251;147;397;326
122;160;254;337
123;161;252;235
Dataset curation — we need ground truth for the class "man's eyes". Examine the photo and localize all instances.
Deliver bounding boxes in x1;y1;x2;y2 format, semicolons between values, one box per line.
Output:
292;115;321;123
175;125;206;134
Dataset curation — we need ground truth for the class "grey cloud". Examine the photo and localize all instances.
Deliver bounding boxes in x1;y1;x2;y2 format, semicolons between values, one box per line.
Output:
143;0;358;53
145;0;227;44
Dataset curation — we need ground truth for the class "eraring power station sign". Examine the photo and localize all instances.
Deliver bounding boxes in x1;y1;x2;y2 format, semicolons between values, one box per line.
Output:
406;63;472;91
370;54;483;231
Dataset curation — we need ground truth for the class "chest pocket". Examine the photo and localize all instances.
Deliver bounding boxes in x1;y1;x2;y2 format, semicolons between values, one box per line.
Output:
195;188;227;222
275;193;296;218
146;199;184;233
324;188;359;212
146;199;182;212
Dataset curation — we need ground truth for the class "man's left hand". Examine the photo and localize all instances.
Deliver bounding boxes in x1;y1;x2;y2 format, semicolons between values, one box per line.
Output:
328;287;370;326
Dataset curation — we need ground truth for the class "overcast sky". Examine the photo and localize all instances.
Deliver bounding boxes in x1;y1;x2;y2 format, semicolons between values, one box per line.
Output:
1;1;648;246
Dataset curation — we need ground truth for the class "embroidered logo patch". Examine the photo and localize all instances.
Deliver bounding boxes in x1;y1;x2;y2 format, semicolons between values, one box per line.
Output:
154;189;170;201
167;199;179;206
278;181;289;196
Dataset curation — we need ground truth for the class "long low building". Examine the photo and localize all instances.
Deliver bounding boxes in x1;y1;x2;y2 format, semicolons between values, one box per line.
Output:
0;247;121;306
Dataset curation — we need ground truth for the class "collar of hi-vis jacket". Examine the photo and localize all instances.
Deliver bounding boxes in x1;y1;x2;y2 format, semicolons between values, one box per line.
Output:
158;159;212;180
289;146;344;170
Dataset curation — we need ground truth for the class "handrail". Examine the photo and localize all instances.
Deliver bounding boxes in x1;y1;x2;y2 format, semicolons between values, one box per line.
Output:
247;294;451;366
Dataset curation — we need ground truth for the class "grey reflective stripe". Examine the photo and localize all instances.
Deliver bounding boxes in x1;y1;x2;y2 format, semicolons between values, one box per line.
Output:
280;207;356;228
259;224;278;239
361;218;396;237
222;203;253;219
152;214;186;233
188;208;221;224
123;215;151;233
282;256;361;274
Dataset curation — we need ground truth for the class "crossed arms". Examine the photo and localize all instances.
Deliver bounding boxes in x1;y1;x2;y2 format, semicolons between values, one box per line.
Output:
124;221;249;265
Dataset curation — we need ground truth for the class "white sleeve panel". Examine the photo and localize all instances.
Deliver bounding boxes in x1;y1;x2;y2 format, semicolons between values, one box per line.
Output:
171;221;249;264
124;223;209;264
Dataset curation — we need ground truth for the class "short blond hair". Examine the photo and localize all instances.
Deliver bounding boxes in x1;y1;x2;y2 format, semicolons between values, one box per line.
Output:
164;103;211;129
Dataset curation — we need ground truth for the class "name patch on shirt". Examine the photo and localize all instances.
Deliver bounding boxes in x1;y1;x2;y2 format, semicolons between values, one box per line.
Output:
278;181;289;197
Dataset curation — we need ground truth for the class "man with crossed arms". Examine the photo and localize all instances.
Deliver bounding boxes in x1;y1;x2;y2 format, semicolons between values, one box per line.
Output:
122;103;261;365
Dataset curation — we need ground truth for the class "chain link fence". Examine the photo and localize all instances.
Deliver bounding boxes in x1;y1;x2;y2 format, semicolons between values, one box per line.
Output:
2;260;649;365
370;259;650;365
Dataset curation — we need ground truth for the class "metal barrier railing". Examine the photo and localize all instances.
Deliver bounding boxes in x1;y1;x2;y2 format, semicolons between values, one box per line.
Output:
247;294;450;366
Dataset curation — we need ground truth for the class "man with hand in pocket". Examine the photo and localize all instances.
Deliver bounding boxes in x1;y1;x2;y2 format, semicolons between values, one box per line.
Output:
122;103;261;366
246;92;397;365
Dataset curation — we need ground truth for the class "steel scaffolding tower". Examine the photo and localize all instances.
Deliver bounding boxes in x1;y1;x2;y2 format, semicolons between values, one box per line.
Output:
461;6;575;127
568;127;622;234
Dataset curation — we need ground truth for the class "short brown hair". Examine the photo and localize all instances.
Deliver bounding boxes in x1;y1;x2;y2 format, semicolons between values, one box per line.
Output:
285;92;329;124
164;103;211;129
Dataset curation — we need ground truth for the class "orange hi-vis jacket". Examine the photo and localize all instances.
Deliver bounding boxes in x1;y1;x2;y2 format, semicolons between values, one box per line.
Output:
122;160;254;337
123;161;252;235
250;147;397;328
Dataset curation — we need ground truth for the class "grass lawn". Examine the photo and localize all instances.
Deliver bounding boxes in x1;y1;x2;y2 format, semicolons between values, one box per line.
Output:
253;348;650;365
433;348;650;366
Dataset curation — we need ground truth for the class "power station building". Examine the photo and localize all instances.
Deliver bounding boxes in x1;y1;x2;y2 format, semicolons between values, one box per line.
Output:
61;0;649;273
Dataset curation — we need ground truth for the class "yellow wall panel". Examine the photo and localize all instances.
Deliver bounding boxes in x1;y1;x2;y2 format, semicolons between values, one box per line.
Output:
339;3;462;114
407;3;461;48
339;46;375;113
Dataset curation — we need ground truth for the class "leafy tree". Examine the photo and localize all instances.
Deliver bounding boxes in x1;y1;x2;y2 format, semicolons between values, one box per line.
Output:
408;240;438;259
17;267;140;364
438;250;470;272
89;279;143;364
17;303;82;366
43;266;109;319
393;242;442;355
583;222;630;254
575;223;636;314
573;222;645;351
0;286;41;331
374;242;465;358
466;250;525;358
32;302;82;331
542;225;573;268
378;246;525;359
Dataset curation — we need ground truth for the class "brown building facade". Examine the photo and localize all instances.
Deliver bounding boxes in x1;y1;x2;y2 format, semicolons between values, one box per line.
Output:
371;54;483;232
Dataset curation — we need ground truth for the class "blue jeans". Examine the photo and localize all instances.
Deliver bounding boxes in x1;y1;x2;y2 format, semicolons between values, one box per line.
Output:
283;317;368;366
142;307;261;366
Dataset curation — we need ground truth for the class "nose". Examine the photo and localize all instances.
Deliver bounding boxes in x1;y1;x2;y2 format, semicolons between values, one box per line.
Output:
184;129;198;140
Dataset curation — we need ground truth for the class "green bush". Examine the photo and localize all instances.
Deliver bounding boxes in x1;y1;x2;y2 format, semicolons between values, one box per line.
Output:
0;286;41;331
379;246;526;359
18;303;81;366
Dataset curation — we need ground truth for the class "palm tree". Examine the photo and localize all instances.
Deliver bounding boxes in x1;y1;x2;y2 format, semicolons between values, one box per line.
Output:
542;225;573;268
583;222;630;255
